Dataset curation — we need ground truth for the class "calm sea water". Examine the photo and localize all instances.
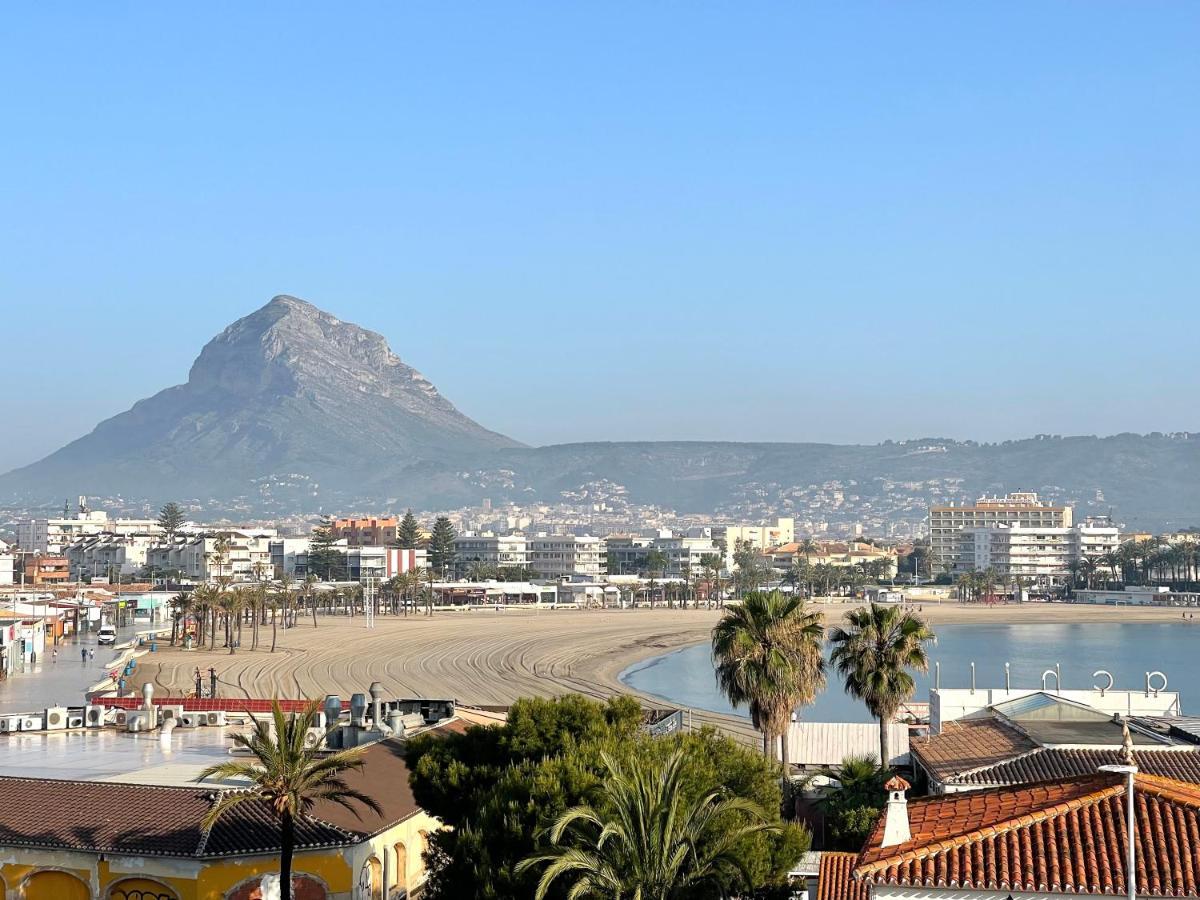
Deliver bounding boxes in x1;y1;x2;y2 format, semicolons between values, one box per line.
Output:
619;622;1199;723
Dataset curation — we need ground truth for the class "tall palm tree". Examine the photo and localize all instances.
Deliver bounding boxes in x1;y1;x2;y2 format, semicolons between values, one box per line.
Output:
712;590;825;762
517;749;778;900
195;701;382;900
169;591;192;646
829;603;933;767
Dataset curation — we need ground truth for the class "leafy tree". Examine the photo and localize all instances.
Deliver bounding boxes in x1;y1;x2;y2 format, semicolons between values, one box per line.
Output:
397;509;422;549
829;603;933;766
407;695;806;900
307;516;344;580
196;701;381;900
813;754;887;850
428;516;457;575
157;501;186;543
712;590;825;762
518;748;781;899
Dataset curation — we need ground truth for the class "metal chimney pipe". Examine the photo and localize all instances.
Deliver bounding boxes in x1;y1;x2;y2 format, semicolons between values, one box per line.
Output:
970;661;975;694
1004;662;1011;692
142;682;154;717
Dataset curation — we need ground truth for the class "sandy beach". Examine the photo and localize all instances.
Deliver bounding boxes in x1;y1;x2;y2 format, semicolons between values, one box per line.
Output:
126;600;1191;741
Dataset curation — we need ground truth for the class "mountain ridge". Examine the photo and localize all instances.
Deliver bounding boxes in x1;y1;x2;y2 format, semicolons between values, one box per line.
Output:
1;297;1197;529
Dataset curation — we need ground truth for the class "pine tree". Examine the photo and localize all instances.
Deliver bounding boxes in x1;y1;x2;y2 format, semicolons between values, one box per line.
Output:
397;510;421;549
157;501;186;543
307;516;345;580
428;516;457;575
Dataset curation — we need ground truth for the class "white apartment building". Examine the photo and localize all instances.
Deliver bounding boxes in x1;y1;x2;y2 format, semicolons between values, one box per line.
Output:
650;534;721;577
929;492;1071;573
453;533;530;573
712;518;794;567
954;520;1120;584
16;511;161;554
527;534;606;579
146;533;273;582
604;533;720;577
281;543;429;581
63;532;161;579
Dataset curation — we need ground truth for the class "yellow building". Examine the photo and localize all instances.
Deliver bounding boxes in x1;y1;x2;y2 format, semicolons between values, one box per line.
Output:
0;735;440;900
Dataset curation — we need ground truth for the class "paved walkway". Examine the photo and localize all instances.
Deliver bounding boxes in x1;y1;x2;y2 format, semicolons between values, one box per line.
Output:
0;624;143;714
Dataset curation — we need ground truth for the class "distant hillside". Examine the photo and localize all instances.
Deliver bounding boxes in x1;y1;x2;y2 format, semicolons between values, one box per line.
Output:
1;297;1196;529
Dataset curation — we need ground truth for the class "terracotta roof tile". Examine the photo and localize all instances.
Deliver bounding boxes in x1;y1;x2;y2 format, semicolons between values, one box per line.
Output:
817;852;870;900
953;748;1200;788
856;773;1200;896
911;718;1037;782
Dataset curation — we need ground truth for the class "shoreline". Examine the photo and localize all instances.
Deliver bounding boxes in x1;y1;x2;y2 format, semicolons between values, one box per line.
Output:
123;602;1193;744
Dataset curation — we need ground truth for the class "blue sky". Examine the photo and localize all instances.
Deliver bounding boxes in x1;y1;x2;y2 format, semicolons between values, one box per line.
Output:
2;4;1197;472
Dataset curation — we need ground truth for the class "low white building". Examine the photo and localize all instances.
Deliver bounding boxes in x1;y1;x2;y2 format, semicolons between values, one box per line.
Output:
527;534;606;579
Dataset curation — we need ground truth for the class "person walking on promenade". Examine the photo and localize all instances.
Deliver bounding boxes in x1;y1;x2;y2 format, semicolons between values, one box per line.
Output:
81;647;87;663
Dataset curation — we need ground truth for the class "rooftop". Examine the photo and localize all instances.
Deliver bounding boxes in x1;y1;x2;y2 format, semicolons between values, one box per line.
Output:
854;774;1200;897
0;736;422;859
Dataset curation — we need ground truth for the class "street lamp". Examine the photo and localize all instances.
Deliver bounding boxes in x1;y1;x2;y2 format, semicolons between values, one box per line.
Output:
1098;723;1138;900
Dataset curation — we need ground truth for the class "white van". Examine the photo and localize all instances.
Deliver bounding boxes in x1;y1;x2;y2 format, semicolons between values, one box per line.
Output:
96;624;118;645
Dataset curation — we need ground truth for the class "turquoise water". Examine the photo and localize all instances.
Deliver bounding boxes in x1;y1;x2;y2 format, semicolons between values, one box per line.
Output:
618;622;1199;723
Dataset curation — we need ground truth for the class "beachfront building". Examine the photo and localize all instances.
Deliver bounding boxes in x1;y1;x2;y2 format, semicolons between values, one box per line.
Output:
146;533;274;582
285;543;428;581
527;534;606;578
605;532;720;577
929;492;1070;573
63;532;161;580
452;533;530;574
765;540;899;578
948;519;1120;583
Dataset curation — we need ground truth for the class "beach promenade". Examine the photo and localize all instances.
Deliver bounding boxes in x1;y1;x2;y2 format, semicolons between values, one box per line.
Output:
121;601;1192;743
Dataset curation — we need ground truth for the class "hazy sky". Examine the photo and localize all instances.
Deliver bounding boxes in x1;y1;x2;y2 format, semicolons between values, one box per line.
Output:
2;4;1198;473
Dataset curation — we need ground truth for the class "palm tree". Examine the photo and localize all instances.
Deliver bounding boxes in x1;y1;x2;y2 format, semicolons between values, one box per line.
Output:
169;591;192;646
195;701;382;900
517;749;778;900
829;603;934;767
712;590;826;762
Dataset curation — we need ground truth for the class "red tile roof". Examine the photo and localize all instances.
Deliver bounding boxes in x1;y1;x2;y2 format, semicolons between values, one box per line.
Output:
0;737;423;858
817;852;870;900
855;773;1200;896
